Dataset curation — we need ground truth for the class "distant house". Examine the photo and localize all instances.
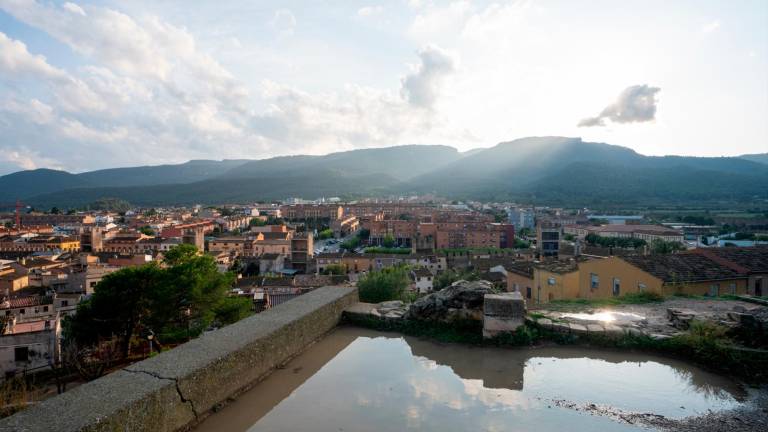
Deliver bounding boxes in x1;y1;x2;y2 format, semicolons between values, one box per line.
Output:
410;268;434;293
0;316;61;376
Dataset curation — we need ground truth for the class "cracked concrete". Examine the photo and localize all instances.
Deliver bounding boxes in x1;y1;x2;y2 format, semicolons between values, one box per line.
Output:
123;368;200;421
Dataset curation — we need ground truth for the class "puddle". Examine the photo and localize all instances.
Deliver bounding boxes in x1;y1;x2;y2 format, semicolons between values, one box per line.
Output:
196;327;750;432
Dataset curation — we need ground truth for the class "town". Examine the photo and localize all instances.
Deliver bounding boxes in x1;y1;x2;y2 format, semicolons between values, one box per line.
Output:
1;198;766;391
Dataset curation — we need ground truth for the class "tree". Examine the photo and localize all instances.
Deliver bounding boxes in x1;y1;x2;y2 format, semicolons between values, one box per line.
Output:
357;266;410;303
358;228;370;241
50;207;61;214
650;239;685;254
66;244;236;358
318;228;334;240
139;225;155;236
434;269;479;290
382;234;396;248
322;264;347;275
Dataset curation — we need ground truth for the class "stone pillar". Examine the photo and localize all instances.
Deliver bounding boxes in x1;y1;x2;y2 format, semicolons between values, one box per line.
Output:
483;292;526;338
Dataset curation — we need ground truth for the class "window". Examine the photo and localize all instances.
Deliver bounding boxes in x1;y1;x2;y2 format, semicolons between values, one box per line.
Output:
526;287;532;299
14;347;29;362
61;300;69;307
19;309;25;315
709;284;720;297
638;282;647;292
547;277;556;285
590;273;599;289
612;278;621;296
43;306;49;312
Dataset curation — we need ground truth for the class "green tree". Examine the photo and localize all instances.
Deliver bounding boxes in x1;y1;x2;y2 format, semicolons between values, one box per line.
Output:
50;206;61;214
318;228;334;240
139;225;155;236
358;228;370;241
357;266;410;303
322;264;347;275
650;239;685;254
66;244;236;357
382;234;396;248
434;269;479;290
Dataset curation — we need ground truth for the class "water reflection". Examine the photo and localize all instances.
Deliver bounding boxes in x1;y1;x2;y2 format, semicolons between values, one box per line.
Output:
196;327;747;432
560;311;645;323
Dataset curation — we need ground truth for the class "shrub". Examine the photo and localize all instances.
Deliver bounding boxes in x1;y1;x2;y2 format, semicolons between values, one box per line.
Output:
358;266;410;303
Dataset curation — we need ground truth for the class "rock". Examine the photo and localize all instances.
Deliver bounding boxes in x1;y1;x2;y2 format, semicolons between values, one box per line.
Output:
379;300;404;309
551;322;571;334
406;280;495;322
537;318;553;329
586;324;604;334
569;323;589;335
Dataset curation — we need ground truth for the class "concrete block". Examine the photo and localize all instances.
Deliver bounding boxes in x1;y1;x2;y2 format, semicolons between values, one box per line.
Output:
569;323;589;335
484;292;526;317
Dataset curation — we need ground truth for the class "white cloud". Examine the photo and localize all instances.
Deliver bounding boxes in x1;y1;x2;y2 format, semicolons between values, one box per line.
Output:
357;5;384;17
400;45;456;108
270;9;296;37
62;2;85;16
0;31;66;80
701;20;720;33
578;84;661;127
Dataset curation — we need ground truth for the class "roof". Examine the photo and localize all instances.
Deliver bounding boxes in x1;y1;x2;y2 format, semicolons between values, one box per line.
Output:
2;295;53;309
692;247;768;274
507;262;535;278
622;253;745;283
293;274;349;287
411;267;432;278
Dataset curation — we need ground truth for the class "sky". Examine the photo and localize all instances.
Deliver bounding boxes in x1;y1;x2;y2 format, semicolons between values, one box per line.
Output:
0;0;766;174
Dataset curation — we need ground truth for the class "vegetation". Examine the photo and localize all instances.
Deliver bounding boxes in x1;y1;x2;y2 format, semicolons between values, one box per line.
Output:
339;236;360;251
138;225;155;236
65;244;247;358
434;268;480;290
87;197;132;212
513;238;530;249
585;233;646;249
322;264;347;275
650;238;685;254
364;247;411;254
317;228;334;240
357;266;411;303
382;234;396;248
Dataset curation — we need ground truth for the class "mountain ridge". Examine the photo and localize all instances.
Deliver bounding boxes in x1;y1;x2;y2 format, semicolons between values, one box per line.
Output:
1;137;766;207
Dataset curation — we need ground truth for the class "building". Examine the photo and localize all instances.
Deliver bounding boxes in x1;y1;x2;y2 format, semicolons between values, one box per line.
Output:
19;214;95;226
290;233;314;273
690;247;768;296
410;268;434;293
508;207;535;230
587;215;644;225
280;205;343;221
537;222;560;258
506;260;582;304
0;315;61;376
564;224;684;244
578;254;748;299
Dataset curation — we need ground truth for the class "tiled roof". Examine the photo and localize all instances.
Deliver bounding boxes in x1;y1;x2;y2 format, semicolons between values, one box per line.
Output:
693;247;768;274
622;253;745;283
2;295;53;309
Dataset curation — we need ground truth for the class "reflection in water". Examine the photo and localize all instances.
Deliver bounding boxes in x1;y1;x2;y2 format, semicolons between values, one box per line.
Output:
196;327;746;432
561;310;645;323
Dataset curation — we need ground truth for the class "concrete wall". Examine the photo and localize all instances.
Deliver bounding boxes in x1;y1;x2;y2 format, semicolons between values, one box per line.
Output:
0;286;358;432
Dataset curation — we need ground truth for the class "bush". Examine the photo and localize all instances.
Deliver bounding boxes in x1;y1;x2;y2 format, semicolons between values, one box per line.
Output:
358;266;410;303
364;247;411;254
318;228;334;240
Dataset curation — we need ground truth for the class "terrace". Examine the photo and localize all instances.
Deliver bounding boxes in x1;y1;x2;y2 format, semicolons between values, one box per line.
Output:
0;286;765;432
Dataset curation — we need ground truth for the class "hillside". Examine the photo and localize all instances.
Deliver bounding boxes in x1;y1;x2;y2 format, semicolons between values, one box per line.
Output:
4;137;767;208
740;153;768;165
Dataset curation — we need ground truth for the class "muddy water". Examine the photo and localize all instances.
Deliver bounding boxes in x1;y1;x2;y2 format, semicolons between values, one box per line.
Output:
196;327;750;432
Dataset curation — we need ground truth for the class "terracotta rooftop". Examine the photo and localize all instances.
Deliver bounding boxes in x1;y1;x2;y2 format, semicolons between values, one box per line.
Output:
622;253;745;283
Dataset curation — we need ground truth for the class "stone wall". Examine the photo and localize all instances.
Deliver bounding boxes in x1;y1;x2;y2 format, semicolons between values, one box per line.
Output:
0;286;358;432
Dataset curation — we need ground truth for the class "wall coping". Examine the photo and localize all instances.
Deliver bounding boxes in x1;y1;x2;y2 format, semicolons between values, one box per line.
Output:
0;286;358;432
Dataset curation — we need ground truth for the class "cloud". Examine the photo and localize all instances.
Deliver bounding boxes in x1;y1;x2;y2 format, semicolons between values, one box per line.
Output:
578;84;661;127
62;2;85;16
400;45;456;108
0;31;66;80
0;1;465;172
357;5;384;17
270;9;296;37
701;20;720;33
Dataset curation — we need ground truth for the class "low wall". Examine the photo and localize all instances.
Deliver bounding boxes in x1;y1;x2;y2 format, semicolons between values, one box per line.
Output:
0;286;358;432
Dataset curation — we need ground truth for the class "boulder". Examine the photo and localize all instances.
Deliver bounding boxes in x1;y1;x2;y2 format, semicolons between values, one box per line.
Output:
406;280;495;322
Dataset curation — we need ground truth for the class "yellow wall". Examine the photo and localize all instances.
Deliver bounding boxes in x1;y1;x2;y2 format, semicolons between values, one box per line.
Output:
661;279;747;296
533;269;580;304
577;257;663;299
507;272;534;298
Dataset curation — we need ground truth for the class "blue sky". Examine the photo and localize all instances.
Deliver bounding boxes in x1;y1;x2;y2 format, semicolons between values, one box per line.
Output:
0;0;766;174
